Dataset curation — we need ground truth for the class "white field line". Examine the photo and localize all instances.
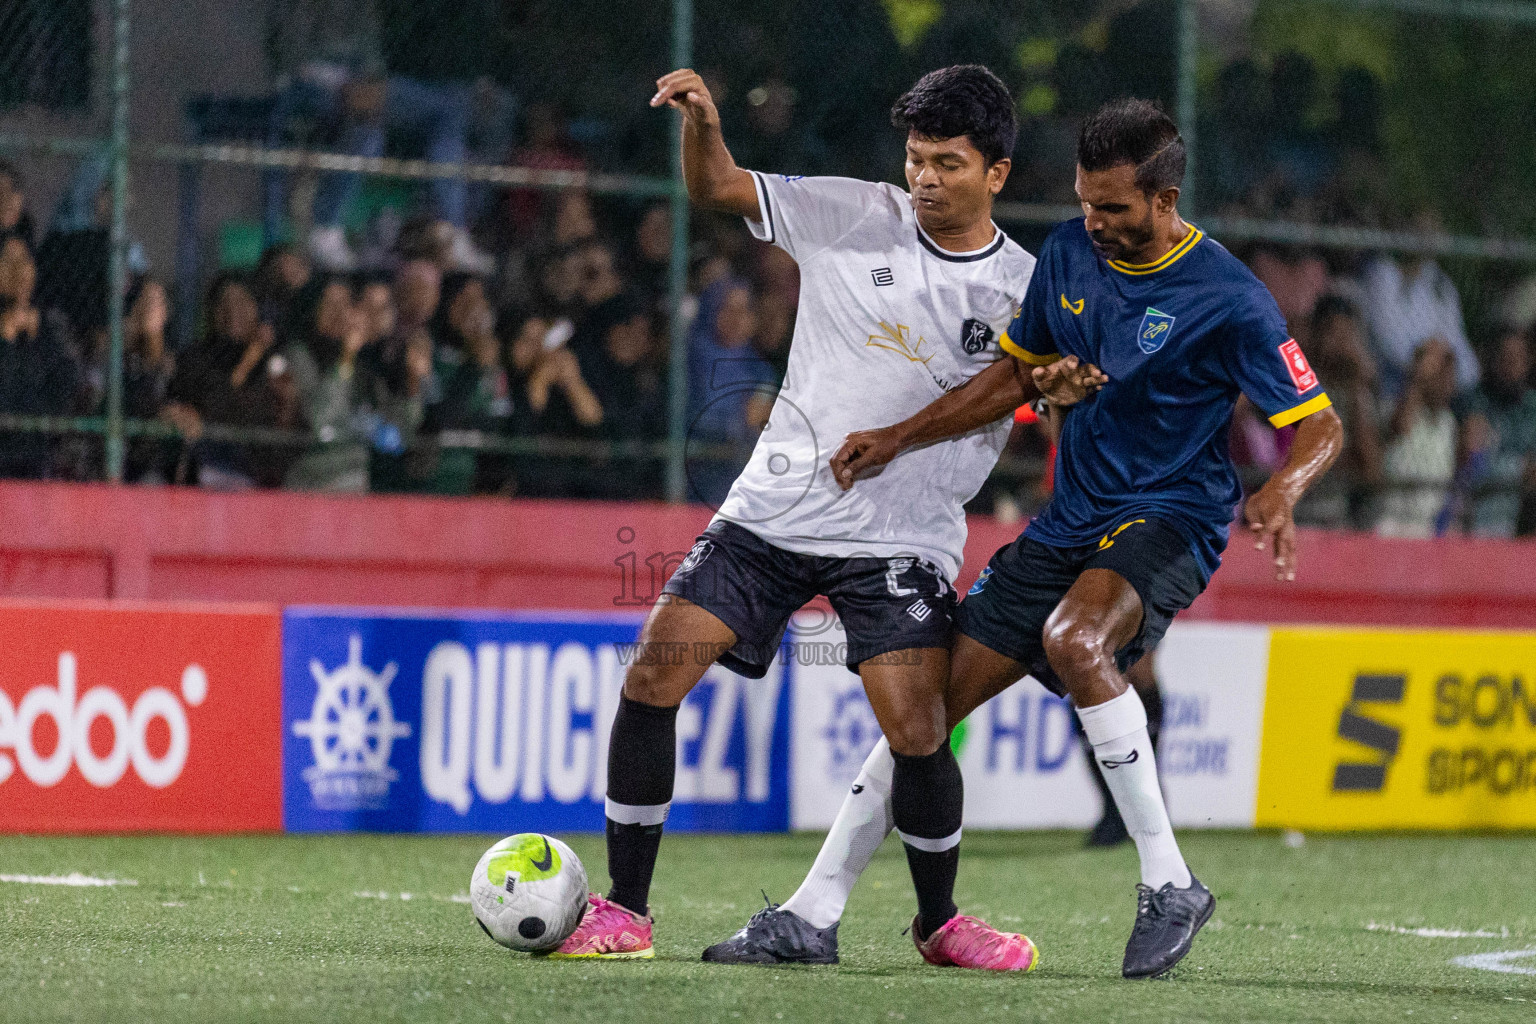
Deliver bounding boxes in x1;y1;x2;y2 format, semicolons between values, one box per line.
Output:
0;873;137;887
1366;922;1509;939
1453;950;1536;976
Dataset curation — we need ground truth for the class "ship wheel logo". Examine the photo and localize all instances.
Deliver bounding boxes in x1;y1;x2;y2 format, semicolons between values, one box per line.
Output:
293;635;412;810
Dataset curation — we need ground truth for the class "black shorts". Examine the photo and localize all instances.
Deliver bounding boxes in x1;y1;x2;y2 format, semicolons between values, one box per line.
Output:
660;520;956;678
954;517;1208;697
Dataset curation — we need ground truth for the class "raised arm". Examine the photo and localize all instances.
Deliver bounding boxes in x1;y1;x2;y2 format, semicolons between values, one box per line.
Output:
830;355;1107;488
651;68;760;219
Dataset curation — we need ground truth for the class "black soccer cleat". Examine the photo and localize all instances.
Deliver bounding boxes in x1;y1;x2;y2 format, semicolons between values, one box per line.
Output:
1121;876;1215;979
701;898;839;965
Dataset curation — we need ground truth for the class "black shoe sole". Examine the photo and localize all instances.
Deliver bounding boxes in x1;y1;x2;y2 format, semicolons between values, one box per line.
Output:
701;947;838;966
1122;892;1216;980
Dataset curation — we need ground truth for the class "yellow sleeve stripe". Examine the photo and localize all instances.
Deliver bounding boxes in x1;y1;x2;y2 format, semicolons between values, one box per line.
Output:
999;332;1058;365
1267;392;1332;428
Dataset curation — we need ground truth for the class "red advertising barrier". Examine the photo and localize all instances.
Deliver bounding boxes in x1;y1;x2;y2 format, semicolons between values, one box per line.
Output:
1;480;1535;626
0;601;283;832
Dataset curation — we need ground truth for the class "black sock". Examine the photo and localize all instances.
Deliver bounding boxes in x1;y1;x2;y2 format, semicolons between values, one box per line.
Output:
604;694;678;916
1141;680;1164;752
891;745;963;940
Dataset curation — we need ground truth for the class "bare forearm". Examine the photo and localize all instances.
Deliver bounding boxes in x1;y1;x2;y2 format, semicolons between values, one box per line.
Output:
681;115;756;216
891;358;1037;450
1267;406;1344;505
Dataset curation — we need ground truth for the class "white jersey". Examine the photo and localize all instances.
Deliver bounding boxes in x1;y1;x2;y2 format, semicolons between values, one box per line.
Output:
713;172;1037;581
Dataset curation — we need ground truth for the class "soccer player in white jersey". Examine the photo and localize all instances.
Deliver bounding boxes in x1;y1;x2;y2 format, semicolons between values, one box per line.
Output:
554;65;1092;969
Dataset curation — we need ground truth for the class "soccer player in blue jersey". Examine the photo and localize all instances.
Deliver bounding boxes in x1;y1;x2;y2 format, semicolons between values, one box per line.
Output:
738;98;1343;979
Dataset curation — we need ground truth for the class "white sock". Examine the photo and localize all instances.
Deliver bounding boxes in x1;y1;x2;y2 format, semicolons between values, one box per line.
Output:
781;736;895;929
1076;688;1191;890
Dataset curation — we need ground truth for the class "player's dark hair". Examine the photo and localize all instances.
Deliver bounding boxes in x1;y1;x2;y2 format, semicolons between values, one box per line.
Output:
1077;98;1186;195
891;65;1018;166
1310;292;1360;331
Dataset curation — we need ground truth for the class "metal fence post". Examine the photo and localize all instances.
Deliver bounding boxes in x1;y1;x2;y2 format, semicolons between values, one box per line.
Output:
104;0;132;482
1176;0;1198;217
664;0;694;504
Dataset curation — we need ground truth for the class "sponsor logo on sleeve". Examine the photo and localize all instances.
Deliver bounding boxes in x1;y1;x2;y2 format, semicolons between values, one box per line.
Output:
1279;339;1318;393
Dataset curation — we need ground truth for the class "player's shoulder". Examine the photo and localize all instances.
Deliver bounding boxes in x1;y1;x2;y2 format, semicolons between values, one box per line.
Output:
980;233;1036;289
1192;233;1282;318
767;173;904;206
1041;217;1091;253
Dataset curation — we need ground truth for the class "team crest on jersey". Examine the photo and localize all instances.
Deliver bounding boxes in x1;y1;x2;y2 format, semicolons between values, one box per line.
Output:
959;318;994;355
1137;307;1176;354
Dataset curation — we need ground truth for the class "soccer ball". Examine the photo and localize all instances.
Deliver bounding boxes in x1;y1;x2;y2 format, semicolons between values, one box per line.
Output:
469;833;588;952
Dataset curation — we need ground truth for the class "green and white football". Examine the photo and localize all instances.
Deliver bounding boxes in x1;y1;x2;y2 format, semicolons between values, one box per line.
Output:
469;834;588;952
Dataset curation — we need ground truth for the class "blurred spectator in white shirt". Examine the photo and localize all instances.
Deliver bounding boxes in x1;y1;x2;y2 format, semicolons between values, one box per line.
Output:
1378;338;1460;537
1360;251;1479;397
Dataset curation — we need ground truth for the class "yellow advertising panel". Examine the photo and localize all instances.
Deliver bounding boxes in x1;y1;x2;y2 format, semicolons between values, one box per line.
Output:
1257;628;1536;830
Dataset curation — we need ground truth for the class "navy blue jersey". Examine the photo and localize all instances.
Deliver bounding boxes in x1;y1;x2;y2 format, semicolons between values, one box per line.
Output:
1001;218;1331;580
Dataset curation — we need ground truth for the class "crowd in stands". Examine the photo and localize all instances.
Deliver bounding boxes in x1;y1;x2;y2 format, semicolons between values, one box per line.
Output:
0;45;1533;539
0;146;795;505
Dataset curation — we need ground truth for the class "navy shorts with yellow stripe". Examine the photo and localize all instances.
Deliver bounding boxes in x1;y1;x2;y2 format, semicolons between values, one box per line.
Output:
954;518;1207;697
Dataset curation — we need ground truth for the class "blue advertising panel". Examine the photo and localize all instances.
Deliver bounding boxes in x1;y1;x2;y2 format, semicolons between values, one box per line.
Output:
282;608;790;833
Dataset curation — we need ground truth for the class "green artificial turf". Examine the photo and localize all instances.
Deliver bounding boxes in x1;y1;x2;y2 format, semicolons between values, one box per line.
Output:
0;831;1531;1023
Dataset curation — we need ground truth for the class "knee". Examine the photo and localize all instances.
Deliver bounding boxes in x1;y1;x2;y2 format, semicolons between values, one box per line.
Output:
881;700;947;757
621;661;685;708
1042;614;1112;692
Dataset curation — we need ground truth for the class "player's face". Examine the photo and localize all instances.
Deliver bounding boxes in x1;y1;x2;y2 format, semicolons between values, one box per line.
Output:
904;132;1008;233
1076;163;1161;262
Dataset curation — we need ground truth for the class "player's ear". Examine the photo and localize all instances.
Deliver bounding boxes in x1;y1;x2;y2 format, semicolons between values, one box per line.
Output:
987;157;1012;195
1155;185;1180;216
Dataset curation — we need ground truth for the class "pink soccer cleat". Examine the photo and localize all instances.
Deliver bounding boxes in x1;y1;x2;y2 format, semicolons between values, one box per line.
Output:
912;913;1040;972
549;894;655;959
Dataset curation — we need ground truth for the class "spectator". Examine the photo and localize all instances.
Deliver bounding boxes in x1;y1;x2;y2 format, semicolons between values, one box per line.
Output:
628;203;672;310
503;103;587;239
1321;67;1391;226
363;259;438;492
1360;239;1479;396
573;238;625;311
282;276;372;491
1461;331;1536;537
81;277;173;417
506;311;602;437
252;242;312;328
1200;59;1269;212
499;309;602;497
80;277;176;482
34;150;147;345
162;273;296;489
262;0;491;274
1248;245;1330;341
1378;338;1459;537
0;160;38;251
414;272;510;494
686;276;774;506
0;236;81;479
1294;296;1384;529
576;292;663;500
1264;52;1332;203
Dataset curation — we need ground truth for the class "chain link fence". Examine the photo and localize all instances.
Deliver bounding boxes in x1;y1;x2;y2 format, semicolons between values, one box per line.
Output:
0;0;1531;534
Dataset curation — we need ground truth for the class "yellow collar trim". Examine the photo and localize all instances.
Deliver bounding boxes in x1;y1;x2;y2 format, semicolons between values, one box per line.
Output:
1107;225;1203;276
